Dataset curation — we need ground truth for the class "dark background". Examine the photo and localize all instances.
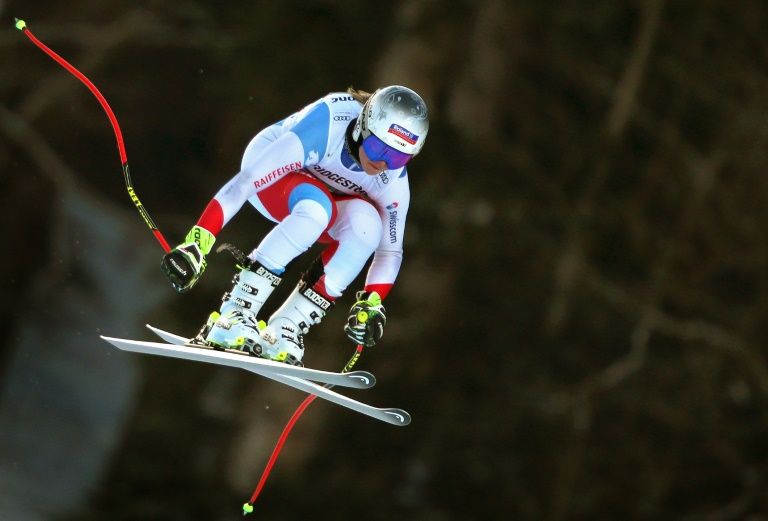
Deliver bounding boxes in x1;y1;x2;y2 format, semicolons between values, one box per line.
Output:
2;1;768;520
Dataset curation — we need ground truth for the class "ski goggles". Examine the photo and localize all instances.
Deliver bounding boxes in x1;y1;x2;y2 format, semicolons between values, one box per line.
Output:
361;133;413;170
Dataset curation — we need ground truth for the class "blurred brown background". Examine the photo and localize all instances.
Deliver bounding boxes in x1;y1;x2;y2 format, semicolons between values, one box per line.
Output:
2;1;768;520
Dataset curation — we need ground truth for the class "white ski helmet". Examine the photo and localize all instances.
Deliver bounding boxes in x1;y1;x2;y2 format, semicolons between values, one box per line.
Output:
352;85;429;157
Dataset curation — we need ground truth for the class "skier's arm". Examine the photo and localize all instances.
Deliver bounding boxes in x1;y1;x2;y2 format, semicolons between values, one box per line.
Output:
344;177;409;346
160;133;305;292
194;142;303;234
363;250;403;300
195;100;331;235
362;178;410;300
162;100;332;292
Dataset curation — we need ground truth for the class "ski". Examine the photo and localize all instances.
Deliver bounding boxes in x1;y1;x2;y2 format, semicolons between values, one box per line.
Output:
100;328;411;427
101;335;375;389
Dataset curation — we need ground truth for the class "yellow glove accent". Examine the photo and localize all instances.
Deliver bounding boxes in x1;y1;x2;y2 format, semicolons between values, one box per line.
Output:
184;225;216;255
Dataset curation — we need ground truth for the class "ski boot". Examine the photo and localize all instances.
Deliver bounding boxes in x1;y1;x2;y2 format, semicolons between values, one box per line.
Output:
259;281;333;366
200;261;282;354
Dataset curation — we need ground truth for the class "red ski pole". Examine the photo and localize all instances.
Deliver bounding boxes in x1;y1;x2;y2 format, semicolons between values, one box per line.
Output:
15;18;171;253
242;344;364;515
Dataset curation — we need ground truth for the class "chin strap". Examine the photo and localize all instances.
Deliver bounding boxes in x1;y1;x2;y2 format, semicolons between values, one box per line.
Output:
344;118;363;164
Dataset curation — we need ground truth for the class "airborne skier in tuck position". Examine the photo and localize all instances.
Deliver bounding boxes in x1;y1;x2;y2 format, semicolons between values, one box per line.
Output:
160;86;429;366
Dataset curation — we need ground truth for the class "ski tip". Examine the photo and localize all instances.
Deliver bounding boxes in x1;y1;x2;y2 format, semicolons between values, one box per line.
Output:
383;408;412;427
14;18;27;31
347;370;376;388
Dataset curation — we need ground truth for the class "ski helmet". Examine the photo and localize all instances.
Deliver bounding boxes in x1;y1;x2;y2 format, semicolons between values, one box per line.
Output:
352;85;429;157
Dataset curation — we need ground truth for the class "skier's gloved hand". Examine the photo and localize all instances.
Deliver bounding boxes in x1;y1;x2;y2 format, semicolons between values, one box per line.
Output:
344;291;386;347
161;225;215;293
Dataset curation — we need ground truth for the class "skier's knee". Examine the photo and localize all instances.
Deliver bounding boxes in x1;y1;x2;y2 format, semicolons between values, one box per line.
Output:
346;199;382;252
290;198;331;231
288;183;333;226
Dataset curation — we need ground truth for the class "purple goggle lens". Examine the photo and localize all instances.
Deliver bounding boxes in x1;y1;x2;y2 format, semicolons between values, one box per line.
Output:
362;134;412;170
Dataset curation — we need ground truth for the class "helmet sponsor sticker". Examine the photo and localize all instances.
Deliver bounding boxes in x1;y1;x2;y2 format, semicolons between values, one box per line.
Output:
387;124;418;145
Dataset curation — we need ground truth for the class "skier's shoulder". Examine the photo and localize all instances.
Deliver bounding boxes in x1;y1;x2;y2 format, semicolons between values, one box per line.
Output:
280;93;350;160
284;92;359;136
321;91;363;111
317;92;362;125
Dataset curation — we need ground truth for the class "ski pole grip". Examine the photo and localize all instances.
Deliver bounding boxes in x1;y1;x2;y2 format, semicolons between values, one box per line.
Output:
356;310;369;324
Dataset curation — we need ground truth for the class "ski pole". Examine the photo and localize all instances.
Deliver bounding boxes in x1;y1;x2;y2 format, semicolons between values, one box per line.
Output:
14;18;171;253
242;343;365;515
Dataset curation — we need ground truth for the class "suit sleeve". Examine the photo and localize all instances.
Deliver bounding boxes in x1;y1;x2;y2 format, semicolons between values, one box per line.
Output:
195;100;331;234
364;172;411;300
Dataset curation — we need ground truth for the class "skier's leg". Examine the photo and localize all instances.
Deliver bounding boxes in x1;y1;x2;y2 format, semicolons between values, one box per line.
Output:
249;197;331;274
201;262;283;351
262;198;382;364
315;197;383;297
205;173;335;352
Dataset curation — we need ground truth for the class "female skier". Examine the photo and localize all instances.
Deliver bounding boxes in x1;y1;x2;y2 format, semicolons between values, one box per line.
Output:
160;85;429;366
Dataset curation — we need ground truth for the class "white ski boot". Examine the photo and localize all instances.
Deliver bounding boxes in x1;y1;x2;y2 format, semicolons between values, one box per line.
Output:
259;282;333;366
201;262;282;353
